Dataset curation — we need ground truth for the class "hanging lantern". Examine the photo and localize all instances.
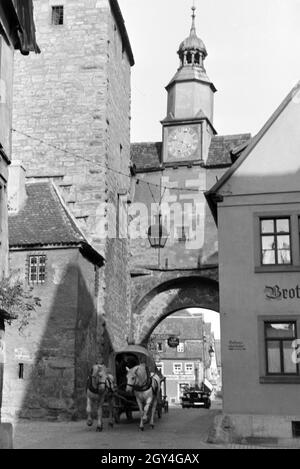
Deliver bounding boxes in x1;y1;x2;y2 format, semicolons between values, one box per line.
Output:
147;215;168;248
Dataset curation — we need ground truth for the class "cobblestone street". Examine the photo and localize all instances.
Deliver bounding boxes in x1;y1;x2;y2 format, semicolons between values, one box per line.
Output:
14;406;222;450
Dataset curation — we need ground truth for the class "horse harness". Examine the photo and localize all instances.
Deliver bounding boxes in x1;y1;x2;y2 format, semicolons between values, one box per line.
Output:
128;366;159;394
87;373;114;395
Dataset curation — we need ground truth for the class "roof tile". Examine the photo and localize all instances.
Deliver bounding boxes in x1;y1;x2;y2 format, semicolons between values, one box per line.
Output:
131;134;251;170
9;182;84;247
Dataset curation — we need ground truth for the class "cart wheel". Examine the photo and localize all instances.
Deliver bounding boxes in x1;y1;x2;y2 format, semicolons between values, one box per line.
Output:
126;410;133;422
114;409;121;423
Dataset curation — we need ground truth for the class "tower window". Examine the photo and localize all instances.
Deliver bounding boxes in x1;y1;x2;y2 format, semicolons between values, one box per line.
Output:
52;6;64;25
19;363;24;379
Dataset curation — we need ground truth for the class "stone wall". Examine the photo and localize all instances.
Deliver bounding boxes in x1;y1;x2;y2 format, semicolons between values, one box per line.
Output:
2;247;100;421
11;0;132;352
131;270;219;345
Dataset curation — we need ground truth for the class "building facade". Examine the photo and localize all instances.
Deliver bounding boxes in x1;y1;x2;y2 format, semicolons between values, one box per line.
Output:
4;164;104;420
207;82;300;442
0;1;39;435
129;7;250;345
11;0;134;356
149;311;220;405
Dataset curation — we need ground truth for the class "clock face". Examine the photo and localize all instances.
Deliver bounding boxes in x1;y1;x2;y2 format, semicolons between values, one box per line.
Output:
167;127;199;159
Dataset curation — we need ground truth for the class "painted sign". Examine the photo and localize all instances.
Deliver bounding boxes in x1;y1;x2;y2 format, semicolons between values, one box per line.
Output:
228;340;246;351
14;348;33;362
265;285;300;301
168;336;180;348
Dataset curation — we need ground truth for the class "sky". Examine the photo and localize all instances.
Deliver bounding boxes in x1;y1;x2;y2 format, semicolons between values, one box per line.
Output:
118;0;300;143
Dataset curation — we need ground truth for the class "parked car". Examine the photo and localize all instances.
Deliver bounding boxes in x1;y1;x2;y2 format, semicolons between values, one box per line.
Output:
181;384;211;409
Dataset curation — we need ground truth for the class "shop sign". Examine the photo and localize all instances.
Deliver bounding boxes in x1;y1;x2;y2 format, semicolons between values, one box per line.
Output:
167;336;180;348
265;285;300;301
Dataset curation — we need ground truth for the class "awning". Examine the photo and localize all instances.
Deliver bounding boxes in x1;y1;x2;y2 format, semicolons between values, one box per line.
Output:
13;0;40;54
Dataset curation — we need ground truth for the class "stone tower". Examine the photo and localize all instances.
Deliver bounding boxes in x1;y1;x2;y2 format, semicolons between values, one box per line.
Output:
11;0;135;355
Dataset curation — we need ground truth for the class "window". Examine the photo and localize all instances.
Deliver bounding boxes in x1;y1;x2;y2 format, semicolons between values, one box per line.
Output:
176;226;192;243
265;322;298;375
177;342;185;353
173;363;182;374
52;6;64;25
156;342;163;352
29;255;46;284
185;363;194;374
260;218;291;265
292;422;300;438
19;363;24;379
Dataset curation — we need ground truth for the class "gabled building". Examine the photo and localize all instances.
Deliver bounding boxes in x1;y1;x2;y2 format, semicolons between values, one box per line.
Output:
206;81;300;443
150;311;220;404
3;163;104;420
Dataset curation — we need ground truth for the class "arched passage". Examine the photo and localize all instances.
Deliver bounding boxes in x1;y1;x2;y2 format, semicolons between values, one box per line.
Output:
132;276;219;345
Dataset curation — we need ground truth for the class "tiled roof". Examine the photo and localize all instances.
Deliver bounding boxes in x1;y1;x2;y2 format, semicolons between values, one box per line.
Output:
206;133;251;167
131;134;251;171
9;182;84;247
131;142;162;171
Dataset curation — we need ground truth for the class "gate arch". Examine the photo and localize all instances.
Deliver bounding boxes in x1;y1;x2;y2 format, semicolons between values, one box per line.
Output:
132;275;219;345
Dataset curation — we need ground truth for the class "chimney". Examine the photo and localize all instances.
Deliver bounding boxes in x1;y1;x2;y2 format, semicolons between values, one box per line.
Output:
8;161;27;213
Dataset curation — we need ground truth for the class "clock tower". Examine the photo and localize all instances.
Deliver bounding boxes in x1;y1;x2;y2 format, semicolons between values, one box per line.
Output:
162;6;217;164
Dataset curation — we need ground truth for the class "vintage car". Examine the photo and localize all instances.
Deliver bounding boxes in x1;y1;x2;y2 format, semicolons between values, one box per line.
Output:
181;381;212;409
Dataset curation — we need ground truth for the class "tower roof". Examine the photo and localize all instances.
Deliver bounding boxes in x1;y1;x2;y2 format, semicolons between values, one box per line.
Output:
178;6;207;58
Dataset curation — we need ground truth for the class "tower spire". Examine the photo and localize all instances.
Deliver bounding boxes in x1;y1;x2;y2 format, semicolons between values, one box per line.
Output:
190;4;197;36
177;2;207;68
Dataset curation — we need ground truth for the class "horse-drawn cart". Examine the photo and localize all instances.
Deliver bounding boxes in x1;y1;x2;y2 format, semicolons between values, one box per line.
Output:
108;345;168;423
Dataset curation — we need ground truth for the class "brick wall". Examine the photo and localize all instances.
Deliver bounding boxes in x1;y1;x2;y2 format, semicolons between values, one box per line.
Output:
11;0;132;352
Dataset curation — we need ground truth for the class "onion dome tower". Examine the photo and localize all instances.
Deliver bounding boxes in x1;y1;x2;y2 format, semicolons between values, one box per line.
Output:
178;5;208;69
162;5;217;164
164;5;216;125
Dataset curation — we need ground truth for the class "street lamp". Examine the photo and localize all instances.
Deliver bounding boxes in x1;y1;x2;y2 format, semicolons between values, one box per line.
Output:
147;212;168;248
147;211;168;268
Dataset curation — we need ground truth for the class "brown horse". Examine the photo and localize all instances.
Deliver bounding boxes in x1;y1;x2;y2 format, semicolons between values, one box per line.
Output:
126;363;161;431
86;364;115;432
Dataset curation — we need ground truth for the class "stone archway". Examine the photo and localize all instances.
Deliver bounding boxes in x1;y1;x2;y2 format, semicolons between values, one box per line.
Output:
132;274;219;345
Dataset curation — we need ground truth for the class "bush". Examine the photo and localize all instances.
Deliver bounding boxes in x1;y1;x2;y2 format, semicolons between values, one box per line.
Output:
0;275;41;333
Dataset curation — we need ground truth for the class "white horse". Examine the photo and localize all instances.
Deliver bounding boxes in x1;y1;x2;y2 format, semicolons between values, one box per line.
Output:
126;363;161;431
86;364;115;432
